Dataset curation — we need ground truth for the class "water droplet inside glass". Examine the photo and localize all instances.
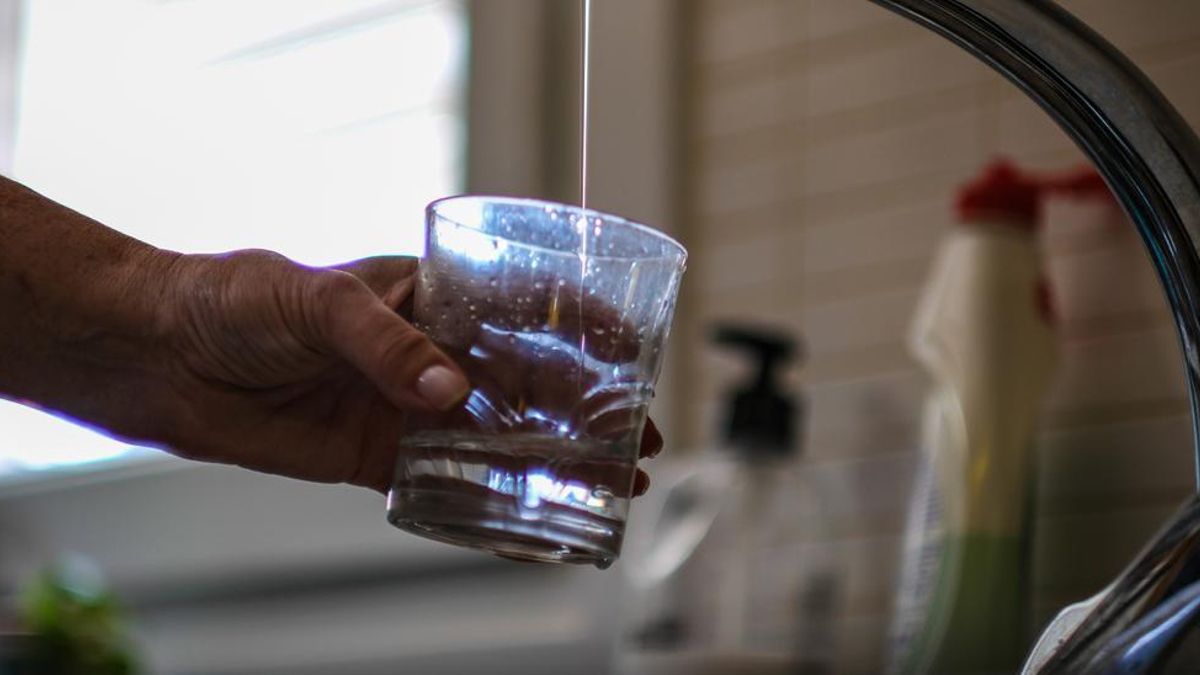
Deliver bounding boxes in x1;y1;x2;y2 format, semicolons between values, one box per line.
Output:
592;327;606;336
507;335;516;345
558;279;567;287
591;486;614;502
489;278;498;287
469;304;476;311
534;281;544;290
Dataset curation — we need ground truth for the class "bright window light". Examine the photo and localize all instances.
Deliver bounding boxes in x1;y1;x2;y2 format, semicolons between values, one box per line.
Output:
1;0;466;478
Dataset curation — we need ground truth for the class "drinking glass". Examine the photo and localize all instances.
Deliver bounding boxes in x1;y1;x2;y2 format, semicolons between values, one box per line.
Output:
387;196;686;568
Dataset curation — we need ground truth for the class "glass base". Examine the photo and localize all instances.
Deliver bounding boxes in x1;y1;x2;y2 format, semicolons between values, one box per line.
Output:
387;485;623;568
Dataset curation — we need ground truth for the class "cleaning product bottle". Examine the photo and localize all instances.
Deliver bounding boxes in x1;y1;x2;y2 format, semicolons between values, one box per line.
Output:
616;325;837;675
886;160;1058;674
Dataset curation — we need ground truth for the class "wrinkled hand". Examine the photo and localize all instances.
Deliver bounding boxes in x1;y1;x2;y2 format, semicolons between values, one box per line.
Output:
154;250;662;494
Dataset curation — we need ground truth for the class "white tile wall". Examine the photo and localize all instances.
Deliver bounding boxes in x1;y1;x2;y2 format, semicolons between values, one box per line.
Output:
676;0;1200;671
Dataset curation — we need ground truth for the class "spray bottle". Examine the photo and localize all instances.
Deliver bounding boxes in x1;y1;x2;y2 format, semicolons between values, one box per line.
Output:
616;325;837;674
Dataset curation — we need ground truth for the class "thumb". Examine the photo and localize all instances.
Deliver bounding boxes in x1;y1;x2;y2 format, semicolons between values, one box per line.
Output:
317;273;469;411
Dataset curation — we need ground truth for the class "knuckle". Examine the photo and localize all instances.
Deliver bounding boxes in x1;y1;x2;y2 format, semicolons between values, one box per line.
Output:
229;248;292;268
313;270;366;314
304;271;370;344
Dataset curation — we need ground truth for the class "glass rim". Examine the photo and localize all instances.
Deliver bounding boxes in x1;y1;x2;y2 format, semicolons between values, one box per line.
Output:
426;194;688;265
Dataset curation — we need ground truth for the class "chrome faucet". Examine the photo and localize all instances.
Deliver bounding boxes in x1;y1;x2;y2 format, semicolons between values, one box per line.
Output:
868;1;1200;672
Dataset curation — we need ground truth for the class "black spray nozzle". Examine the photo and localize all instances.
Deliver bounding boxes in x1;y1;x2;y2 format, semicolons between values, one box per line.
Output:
712;323;803;455
713;325;799;391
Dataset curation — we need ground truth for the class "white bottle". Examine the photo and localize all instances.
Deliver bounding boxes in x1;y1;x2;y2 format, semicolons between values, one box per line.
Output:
616;325;837;675
887;160;1058;674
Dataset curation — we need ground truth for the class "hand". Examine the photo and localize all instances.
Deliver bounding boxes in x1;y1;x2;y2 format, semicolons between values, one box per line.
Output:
0;175;662;495
151;250;663;494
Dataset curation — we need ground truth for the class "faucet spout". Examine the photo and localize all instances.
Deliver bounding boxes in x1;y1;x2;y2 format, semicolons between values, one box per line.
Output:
867;1;1200;671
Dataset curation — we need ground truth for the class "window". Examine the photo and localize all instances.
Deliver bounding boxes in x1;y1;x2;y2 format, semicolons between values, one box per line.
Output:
0;0;466;479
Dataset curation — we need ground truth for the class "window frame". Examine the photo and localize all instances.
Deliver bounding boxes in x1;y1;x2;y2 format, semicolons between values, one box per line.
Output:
0;0;467;485
0;1;680;668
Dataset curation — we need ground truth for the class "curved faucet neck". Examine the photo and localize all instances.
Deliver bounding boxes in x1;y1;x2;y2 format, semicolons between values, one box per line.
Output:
866;2;1200;672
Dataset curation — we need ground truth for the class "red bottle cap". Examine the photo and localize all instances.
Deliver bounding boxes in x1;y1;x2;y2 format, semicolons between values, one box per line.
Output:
1041;166;1116;202
954;159;1042;226
954;158;1065;323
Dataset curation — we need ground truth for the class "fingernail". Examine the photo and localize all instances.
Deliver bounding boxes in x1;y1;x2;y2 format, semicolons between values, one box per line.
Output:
416;365;469;411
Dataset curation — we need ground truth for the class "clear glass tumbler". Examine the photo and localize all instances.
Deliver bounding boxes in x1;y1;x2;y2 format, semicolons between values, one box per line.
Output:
387;196;687;568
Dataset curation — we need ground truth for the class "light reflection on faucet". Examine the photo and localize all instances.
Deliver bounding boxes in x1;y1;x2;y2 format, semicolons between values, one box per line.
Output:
867;1;1200;672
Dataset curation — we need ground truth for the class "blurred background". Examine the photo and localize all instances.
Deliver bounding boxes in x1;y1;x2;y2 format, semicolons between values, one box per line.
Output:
2;0;1200;673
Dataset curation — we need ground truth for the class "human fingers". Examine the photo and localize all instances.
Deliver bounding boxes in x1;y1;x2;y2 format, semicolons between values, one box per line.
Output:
328;256;418;309
313;272;468;412
640;419;663;459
